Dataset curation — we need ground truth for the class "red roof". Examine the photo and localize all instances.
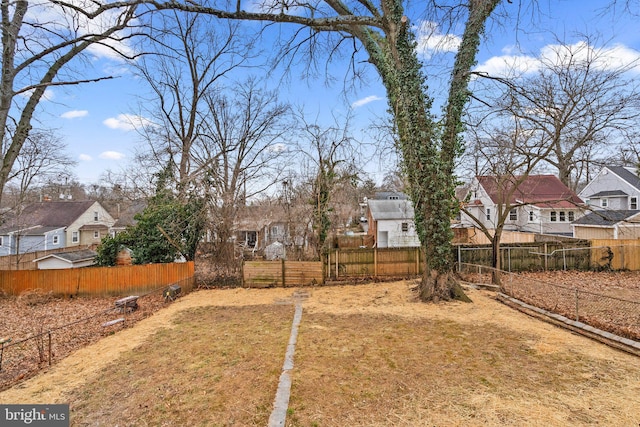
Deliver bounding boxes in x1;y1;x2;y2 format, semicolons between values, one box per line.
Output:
477;175;583;209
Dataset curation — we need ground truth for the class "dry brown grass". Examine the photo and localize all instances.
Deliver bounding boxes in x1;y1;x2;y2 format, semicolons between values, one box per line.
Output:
1;279;639;426
68;305;293;426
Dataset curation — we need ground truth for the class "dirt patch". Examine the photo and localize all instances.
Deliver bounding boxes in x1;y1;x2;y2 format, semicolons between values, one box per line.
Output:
0;290;167;391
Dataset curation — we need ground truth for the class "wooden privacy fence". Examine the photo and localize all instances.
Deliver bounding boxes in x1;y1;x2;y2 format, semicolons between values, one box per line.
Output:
243;260;323;288
327;247;423;279
590;239;640;270
0;261;194;296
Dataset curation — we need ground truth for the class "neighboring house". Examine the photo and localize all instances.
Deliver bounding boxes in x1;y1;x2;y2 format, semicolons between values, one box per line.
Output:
572;210;640;239
460;175;584;236
0;201;115;256
33;249;97;270
234;203;311;256
110;199;147;236
366;197;420;248
578;166;640;211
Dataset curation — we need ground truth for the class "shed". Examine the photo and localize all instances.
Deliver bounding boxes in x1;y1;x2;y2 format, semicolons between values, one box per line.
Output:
265;241;285;260
572;210;640;239
33;249;97;270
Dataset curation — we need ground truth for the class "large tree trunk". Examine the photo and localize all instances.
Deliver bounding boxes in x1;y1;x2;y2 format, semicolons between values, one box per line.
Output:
491;231;503;288
419;269;472;302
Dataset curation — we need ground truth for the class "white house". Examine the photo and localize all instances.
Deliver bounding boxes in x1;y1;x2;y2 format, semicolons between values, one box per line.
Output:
579;166;640;211
0;201;115;255
460;175;585;236
366;198;420;248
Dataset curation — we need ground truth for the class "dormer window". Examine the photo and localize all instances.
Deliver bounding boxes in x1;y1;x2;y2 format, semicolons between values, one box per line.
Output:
94;211;99;221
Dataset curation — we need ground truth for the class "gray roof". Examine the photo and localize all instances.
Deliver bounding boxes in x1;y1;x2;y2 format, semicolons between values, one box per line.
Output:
588;190;628;198
112;199;147;229
0;201;97;233
0;225;63;236
608;166;640;191
368;199;414;220
33;249;97;264
572;210;640;226
373;192;409;200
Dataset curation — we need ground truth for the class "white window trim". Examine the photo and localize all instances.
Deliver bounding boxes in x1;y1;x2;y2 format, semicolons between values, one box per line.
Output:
72;231;79;243
631;196;638;210
509;208;517;221
601;198;608;207
53;235;59;245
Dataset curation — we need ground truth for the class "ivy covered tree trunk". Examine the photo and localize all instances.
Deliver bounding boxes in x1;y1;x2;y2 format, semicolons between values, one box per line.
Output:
361;0;499;301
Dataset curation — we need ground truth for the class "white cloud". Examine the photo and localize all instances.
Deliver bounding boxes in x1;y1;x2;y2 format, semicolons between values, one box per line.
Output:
99;151;125;160
103;114;154;131
79;154;92;161
475;40;640;78
26;1;137;62
352;95;383;109
270;143;287;153
415;21;461;57
19;87;55;101
474;54;540;77
61;110;88;119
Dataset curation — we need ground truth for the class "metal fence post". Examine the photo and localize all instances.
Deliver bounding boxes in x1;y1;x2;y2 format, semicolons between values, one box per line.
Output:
48;331;52;366
574;289;579;321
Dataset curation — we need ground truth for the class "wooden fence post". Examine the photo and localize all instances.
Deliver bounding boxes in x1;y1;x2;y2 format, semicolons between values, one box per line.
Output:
281;258;286;287
374;248;378;277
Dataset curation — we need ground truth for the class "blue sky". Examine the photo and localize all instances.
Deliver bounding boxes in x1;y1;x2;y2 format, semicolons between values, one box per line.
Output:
35;0;640;186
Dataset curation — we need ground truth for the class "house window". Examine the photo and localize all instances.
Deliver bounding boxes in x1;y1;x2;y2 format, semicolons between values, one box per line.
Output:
509;209;517;221
559;211;566;222
72;231;79;243
389;196;399;200
550;211;557;222
271;226;280;235
486;209;491;221
401;222;409;232
568;211;575;222
53;235;59;245
631;197;638;210
528;211;534;222
601;198;608;208
94;231;100;239
94;211;99;221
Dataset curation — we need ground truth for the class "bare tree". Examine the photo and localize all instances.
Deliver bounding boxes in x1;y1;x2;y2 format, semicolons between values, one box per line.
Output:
293;111;359;258
1;129;76;208
196;79;291;265
472;37;640;191
0;0;140;207
461;112;558;285
131;10;256;188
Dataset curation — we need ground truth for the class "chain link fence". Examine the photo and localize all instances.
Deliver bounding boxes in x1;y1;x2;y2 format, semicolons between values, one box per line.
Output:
457;263;640;342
